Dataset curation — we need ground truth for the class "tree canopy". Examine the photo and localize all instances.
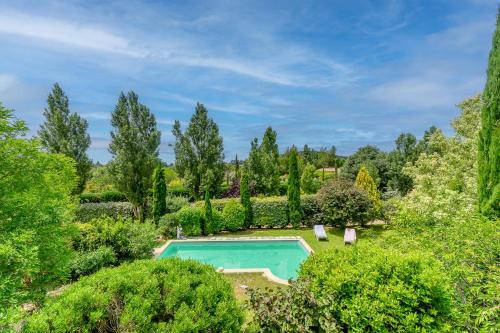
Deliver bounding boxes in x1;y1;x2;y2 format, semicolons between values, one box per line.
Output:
172;103;224;199
109;91;160;222
38;83;91;194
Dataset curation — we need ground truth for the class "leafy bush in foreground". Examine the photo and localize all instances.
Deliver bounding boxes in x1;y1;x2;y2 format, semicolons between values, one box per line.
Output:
317;180;372;227
68;246;116;280
249;245;455;332
300;245;455;332
24;259;244;332
75;202;134;222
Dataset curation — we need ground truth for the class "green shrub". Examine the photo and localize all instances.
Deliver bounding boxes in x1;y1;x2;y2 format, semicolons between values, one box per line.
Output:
252;196;288;228
24;259;244;332
79;191;128;203
73;217;156;262
167;186;189;197
75;202;134;222
206;209;223;235
300;194;324;226
176;206;203;236
298;245;455;332
316;180;372;227
221;200;245;231
158;213;179;238
69;246;116;280
166;195;189;213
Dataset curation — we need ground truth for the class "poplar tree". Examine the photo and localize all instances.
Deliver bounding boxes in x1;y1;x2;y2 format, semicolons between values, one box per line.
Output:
39;83;91;194
240;169;253;228
172;103;224;199
478;10;500;218
288;147;301;227
109;91;160;222
152;165;167;223
355;165;381;218
203;188;212;235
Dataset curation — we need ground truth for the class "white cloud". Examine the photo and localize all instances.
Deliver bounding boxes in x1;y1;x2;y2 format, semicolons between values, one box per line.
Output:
0;74;16;92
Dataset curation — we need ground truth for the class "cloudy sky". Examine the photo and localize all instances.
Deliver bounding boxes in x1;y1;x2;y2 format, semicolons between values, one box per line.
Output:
0;0;496;162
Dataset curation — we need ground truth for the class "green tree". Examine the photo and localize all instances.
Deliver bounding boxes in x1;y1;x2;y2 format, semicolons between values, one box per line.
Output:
355;165;382;217
341;145;390;190
152;165;167;223
478;11;500;218
109;91;160;222
1;104;76;313
248;127;280;195
387;133;420;195
288;147;301;227
38;83;91;194
301;163;319;194
203;187;212;235
240;169;253;228
172;103;224;199
234;154;240;179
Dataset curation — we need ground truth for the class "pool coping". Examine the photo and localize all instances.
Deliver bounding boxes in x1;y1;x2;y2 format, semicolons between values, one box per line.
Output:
153;236;314;285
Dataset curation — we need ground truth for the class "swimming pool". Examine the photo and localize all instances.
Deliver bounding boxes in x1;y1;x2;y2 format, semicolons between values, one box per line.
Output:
157;239;311;283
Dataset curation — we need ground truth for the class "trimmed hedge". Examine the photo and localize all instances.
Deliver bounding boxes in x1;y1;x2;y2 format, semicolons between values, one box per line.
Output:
79;191;128;203
24;259;244;332
75;202;135;222
221;200;245;231
177;206;203;236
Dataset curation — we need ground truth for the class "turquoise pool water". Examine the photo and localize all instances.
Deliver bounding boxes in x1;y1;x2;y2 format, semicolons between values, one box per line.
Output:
158;240;310;280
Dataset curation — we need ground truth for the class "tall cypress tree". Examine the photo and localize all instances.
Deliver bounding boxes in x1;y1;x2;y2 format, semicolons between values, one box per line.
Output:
240;169;252;228
287;147;301;228
478;10;500;218
152;165;167;223
109;91;160;222
203;187;212;235
39;83;91;194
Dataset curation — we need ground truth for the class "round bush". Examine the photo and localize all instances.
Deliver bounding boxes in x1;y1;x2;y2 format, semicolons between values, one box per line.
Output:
166;195;189;213
316;180;372;227
158;213;179;238
299;245;455;332
205;209;223;235
176;206;203;236
24;258;244;332
222;200;245;231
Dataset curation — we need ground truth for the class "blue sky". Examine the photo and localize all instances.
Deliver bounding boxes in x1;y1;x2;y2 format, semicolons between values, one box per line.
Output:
0;0;496;163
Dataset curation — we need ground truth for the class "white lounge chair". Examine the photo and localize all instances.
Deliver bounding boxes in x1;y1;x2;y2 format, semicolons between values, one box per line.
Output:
344;228;356;244
314;225;328;241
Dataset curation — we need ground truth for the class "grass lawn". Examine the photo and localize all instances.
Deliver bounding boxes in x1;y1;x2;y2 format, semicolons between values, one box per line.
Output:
219;225;386;252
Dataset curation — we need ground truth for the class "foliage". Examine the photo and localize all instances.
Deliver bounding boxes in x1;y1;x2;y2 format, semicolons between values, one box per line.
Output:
341;145;390;190
152;165;167;223
247;127;280;195
109;91;160;222
252;196;289;228
221;200;245;231
84;163;116;193
298;245;455;332
0;104;77;311
301;163;320;194
79;191;127;203
240;170;253;228
176;206;203;236
221;177;240;198
316;180;372;227
248;280;338;332
24;259;244;332
75;202;135;222
387;133;420;195
478;11;500;218
355;165;382;217
38;83;91;194
166;195;189;213
163;166;178;184
300;194;324;226
68;246;116;280
393;95;481;227
287;147;301;228
203;188;212;235
157;213;179;238
72;217;156;263
172;103;225;199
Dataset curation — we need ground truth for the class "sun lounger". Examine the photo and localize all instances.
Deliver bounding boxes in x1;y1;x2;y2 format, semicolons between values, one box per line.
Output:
314;225;328;241
344;228;356;244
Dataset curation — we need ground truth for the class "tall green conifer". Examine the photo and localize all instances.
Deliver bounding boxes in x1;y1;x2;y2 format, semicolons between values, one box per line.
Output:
240;169;252;228
288;147;301;227
152;165;167;223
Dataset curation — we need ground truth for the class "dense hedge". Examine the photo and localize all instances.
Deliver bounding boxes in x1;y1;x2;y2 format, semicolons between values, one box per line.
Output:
75;202;135;222
221;200;245;231
79;191;128;203
25;259;244;332
176;206;203;236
